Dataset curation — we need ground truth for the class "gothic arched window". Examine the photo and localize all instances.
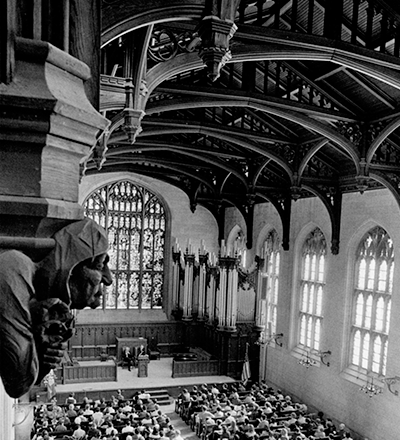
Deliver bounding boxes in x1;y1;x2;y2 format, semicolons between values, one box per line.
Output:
299;228;326;351
262;229;281;336
350;226;393;376
84;180;166;310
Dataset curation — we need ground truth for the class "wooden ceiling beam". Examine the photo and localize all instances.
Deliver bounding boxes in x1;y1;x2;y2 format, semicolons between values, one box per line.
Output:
154;84;357;121
105;145;248;185
314;66;347;82
343;69;397;110
132;139;248;160
243;108;297;139
289;61;366;115
282;61;358;115
142;116;295;144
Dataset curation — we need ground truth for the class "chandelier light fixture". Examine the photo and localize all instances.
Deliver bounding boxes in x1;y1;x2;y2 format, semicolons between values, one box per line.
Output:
298;349;331;368
298;351;317;368
359;377;383;398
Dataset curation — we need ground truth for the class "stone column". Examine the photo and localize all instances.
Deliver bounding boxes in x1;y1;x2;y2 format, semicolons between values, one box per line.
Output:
0;37;108;247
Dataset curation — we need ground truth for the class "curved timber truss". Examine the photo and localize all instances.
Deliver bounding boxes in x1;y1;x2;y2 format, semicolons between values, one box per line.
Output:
83;0;400;255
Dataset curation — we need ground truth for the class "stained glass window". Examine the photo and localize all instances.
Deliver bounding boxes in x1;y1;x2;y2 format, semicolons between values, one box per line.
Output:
84;180;166;309
262;229;281;336
350;226;393;376
299;228;326;351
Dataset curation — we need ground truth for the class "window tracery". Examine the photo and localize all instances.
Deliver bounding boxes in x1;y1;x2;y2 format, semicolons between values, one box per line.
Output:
350;226;393;376
262;229;281;336
84;180;166;309
299;228;326;351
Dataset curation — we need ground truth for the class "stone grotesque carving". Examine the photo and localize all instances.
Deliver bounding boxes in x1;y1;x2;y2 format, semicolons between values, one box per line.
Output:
0;219;112;398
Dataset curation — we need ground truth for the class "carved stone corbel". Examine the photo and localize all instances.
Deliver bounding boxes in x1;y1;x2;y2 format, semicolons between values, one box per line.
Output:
197;13;238;81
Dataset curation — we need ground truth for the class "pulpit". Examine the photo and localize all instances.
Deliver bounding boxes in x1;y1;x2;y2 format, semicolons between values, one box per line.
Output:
137;354;150;377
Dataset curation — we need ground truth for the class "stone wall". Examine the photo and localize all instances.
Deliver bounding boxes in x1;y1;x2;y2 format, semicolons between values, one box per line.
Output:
225;189;400;440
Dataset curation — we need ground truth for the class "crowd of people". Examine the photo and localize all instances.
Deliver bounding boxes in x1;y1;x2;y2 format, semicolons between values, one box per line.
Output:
31;381;362;440
175;382;356;440
31;389;184;440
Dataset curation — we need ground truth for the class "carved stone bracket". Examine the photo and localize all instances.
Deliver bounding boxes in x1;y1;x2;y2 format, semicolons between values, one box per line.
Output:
370;170;400;212
123;78;145;143
304;185;342;255
244;197;255;249
197;17;237;81
383;376;400;396
268;196;291;251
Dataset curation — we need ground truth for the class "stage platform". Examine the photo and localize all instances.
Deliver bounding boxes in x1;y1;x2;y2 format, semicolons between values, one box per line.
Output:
53;357;236;403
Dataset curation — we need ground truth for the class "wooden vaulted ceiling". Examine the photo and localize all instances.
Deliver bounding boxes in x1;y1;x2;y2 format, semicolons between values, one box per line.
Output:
84;0;400;252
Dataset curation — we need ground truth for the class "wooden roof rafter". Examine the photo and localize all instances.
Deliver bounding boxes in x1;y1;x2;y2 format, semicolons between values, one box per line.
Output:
143;111;295;144
146;95;361;170
104;143;249;187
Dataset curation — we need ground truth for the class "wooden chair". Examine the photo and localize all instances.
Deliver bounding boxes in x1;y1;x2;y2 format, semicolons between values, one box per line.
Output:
148;336;161;360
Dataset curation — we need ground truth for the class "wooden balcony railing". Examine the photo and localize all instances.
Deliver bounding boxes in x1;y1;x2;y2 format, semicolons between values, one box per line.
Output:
237;0;400;57
172;359;221;378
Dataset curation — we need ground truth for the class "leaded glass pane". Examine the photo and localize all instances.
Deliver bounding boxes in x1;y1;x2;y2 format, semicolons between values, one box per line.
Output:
385;300;391;334
129;273;140;308
306;316;312;346
275;253;280;274
271;308;277;334
301;284;308;312
300;315;306;345
264;229;280;337
378;261;387;292
365;295;373;329
116;272;128;309
352;330;361;365
273;279;279;303
362;333;370;369
299;228;326;350
367;260;375;290
310;255;316;280
304;255;310;279
375;298;384;332
142;273;153;309
308;285;314;314
351;227;393;375
318;255;324;282
105;285;116;309
316;286;323;316
152;273;164;307
314;319;321;351
383;340;388;376
388;262;394;293
358;259;366;289
355;294;364;327
84;180;166;310
372;336;381;373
